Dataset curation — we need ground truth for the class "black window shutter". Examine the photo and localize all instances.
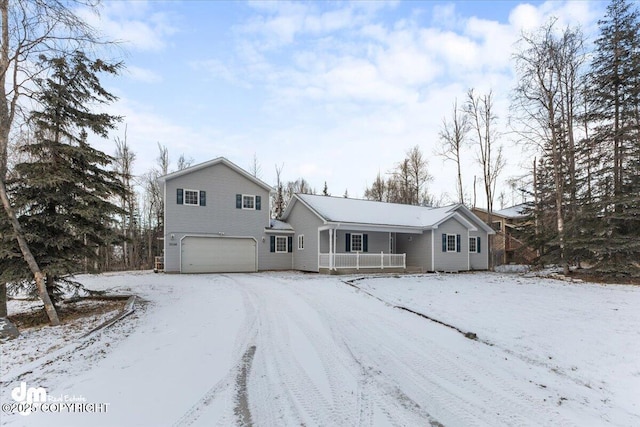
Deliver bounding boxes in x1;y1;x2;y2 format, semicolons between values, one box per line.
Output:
256;195;261;210
456;234;461;252
270;236;275;252
442;234;446;252
288;236;293;253
236;194;242;209
177;188;184;205
363;234;368;252
345;233;351;252
199;191;206;206
477;237;481;253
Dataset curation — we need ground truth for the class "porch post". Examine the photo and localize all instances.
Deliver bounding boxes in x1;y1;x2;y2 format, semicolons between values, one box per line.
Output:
329;228;334;270
332;228;337;270
381;251;384;269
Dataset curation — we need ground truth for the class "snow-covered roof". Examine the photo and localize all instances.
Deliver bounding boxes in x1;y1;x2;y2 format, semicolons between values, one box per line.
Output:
494;204;529;219
160;157;274;193
268;219;294;231
286;194;483;230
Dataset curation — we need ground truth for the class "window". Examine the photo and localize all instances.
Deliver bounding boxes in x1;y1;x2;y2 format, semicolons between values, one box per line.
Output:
491;221;502;231
177;189;206;206
446;234;457;252
469;237;477;253
298;235;304;250
351;233;363;252
242;195;255;210
275;236;288;253
184;189;199;206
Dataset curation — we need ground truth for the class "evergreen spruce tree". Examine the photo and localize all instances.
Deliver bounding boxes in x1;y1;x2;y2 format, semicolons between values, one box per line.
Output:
585;0;640;274
0;52;126;304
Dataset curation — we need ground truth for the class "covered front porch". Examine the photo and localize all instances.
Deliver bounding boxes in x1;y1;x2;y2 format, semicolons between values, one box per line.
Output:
317;224;419;272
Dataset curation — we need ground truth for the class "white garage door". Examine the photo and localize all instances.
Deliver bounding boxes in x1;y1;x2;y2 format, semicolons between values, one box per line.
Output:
181;237;257;273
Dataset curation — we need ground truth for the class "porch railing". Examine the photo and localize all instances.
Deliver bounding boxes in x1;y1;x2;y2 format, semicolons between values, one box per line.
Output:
319;252;406;270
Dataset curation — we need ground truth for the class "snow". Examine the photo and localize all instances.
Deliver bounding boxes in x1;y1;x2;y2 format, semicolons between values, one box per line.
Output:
1;271;639;426
291;193;462;228
494;203;528;219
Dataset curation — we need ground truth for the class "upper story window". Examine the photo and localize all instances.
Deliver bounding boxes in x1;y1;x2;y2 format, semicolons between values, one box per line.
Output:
177;188;206;207
243;195;255;210
236;194;261;210
184;189;199;206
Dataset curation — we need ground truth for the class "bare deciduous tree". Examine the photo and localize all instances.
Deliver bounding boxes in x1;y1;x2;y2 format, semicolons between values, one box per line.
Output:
466;88;505;269
437;99;469;204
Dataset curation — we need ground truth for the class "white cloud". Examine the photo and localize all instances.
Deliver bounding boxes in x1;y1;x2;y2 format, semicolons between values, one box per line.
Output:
126;66;162;83
108;1;607;205
77;1;178;52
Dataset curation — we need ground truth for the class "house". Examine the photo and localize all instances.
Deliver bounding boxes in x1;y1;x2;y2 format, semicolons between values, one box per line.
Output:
162;157;494;273
283;194;494;273
162;157;293;273
472;204;537;265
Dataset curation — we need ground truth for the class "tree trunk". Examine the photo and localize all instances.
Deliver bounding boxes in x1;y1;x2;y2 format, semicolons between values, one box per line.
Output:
0;179;60;325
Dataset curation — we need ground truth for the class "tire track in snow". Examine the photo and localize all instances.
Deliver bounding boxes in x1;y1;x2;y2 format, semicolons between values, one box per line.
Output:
172;276;260;427
276;276;441;426
241;275;351;426
294;277;578;426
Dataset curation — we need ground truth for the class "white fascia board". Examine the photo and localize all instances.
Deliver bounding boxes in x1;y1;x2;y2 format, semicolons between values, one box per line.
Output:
264;229;295;234
432;212;477;231
161;157;274;193
320;222;424;234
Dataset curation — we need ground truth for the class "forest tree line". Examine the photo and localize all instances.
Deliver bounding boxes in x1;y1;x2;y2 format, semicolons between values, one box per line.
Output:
0;0;638;324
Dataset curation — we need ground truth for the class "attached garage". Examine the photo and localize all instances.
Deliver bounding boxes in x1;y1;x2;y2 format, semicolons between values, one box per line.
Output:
180;236;257;273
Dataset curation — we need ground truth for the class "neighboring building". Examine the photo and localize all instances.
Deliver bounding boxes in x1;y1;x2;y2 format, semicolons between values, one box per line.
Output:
162;157;494;274
472;204;536;265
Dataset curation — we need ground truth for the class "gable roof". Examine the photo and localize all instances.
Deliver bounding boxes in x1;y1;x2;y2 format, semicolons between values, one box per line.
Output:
283;194;494;233
160;157;274;193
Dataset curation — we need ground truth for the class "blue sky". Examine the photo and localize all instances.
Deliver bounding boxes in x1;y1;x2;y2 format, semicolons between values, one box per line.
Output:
83;0;609;207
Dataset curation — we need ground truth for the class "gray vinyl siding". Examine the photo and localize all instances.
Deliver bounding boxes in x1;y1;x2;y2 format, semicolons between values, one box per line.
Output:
455;210;490;270
396;232;431;272
286;201;323;272
261;234;293;270
164;162;272;272
433;217;469;272
469;234;488;270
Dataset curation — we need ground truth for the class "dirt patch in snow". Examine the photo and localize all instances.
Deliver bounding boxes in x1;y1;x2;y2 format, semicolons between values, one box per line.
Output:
8;297;128;329
234;345;256;427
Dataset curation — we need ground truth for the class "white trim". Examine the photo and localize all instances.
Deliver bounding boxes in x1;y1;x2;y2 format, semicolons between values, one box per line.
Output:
350;233;363;252
431;230;434;271
183;189;200;206
242;194;256;210
161;157;274;193
298;234;304;250
446;234;457;252
275;235;288;253
467;230;471;270
468;236;477;253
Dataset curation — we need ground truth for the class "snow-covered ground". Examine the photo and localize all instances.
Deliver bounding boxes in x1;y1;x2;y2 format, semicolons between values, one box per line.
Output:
1;271;638;426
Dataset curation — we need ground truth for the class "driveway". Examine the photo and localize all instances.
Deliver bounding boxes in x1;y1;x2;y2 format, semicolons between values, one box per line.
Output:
2;272;632;426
